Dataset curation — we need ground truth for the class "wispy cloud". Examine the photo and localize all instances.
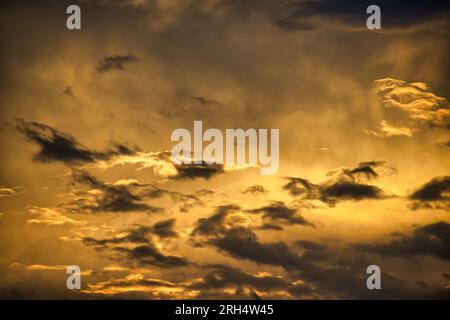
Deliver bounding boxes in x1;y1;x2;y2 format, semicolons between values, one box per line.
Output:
96;54;138;72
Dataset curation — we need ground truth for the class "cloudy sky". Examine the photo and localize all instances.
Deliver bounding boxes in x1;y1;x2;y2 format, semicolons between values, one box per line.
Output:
0;0;449;299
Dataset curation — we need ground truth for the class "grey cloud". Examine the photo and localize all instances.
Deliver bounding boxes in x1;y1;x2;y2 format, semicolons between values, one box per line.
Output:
96;54;138;72
192;204;241;237
173;162;225;180
354;221;450;261
211;227;307;270
83;219;185;268
247;201;314;230
409;176;450;211
409;176;450;201
283;162;392;205
83;218;178;248
115;244;189;268
69;169;163;213
151;218;178;238
192;264;314;298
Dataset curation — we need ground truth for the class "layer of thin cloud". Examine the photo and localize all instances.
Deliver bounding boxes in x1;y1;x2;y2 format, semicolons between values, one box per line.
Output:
27;206;86;226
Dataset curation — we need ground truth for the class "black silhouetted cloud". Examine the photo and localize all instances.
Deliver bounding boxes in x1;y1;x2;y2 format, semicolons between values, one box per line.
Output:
16;119;137;165
115;244;189;268
173;162;225;180
247;201;314;230
192;264;314;298
83;218;178;248
354;221;450;261
96;54;138;72
190;205;436;298
283;161;393;205
69;170;163;213
408;176;450;210
83;219;186;268
192;205;310;270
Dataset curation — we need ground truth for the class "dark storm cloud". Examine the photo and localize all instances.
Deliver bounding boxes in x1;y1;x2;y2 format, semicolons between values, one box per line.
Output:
151;218;178;238
212;227;307;270
192;214;421;298
69;169;163;213
115;244;189;268
190;204;443;298
247;201;314;230
83;218;178;248
96;54;138;72
62;166;203;214
321;181;386;202
130;179;204;213
191;205;307;269
354;221;450;261
283;162;392;205
327;161;397;182
16;119;98;164
192;204;317;271
83;219;185;268
408;176;450;210
192;264;314;298
193;264;286;290
275;0;450;32
15;119;137;165
173;162;225;180
413;184;448;201
192;204;241;237
344;161;380;180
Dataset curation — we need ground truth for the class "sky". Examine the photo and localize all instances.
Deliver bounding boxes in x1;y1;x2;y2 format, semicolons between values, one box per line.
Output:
0;0;449;299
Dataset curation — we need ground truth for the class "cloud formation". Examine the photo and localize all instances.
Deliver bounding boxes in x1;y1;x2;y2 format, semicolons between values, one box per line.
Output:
173;162;225;180
16;119;137;165
83;218;178;248
283;161;394;205
68;170;164;213
408;176;450;210
83;219;187;268
27;206;86;226
354;221;450;261
275;0;450;32
0;186;22;197
242;185;268;196
247;201;314;230
373;78;450;130
96;54;138;72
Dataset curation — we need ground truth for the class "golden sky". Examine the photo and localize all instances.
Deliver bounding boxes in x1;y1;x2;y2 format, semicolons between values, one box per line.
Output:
0;0;449;299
